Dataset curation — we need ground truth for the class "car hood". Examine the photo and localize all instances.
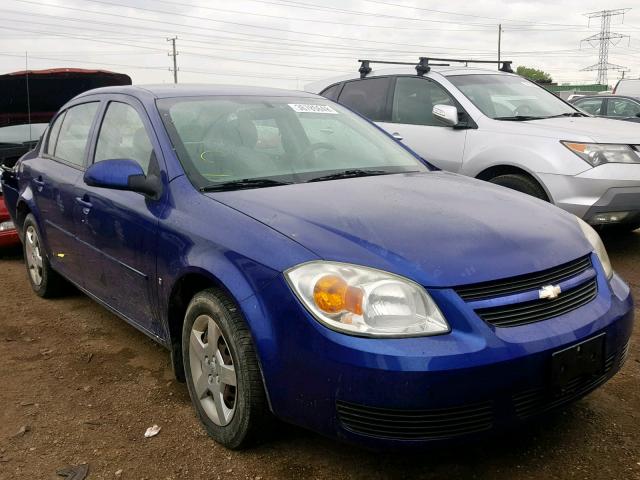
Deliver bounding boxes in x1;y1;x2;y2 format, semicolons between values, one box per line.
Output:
207;172;593;288
495;116;640;143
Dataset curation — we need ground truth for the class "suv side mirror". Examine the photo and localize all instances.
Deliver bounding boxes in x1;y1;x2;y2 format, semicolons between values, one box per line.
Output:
84;159;160;198
432;104;459;127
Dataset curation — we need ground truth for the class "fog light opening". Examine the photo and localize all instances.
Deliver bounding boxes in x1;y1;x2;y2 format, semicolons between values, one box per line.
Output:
590;212;630;224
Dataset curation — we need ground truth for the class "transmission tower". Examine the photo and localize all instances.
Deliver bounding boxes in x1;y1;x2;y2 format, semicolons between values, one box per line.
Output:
581;9;630;86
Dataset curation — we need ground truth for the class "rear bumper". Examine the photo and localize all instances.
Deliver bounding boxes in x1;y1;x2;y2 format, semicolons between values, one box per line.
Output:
243;266;634;449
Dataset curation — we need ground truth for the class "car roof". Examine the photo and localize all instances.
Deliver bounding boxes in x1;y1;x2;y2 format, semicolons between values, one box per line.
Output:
305;66;513;93
76;84;320;100
573;94;639;101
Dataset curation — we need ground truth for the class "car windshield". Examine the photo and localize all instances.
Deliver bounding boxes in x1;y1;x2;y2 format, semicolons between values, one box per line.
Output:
448;74;576;120
157;96;427;190
0;123;48;145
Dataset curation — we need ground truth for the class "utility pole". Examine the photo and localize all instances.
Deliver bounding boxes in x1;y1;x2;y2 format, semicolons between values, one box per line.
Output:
581;9;630;86
498;24;502;70
167;36;178;84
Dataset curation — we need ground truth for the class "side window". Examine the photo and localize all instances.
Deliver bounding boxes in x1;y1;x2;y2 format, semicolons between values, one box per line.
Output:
320;83;342;101
53;103;99;166
392;77;456;126
45;112;66;156
94;102;154;174
575;98;603;115
338;77;391;121
607;98;640;118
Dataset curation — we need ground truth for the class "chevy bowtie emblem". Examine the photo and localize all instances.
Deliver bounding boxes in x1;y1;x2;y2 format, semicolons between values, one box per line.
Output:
539;284;562;300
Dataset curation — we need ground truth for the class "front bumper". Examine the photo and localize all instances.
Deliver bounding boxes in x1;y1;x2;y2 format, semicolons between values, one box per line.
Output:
242;265;634;449
539;164;640;225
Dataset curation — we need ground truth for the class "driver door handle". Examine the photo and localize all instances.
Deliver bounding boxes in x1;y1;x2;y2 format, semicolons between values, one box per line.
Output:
75;196;93;216
391;132;403;141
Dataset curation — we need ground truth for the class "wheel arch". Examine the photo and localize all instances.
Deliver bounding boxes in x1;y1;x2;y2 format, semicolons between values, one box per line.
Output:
474;164;553;202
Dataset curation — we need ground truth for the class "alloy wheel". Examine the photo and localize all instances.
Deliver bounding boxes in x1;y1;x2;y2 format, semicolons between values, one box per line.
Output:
25;226;43;286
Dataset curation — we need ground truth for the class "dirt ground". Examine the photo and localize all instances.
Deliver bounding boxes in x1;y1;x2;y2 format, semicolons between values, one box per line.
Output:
0;233;638;480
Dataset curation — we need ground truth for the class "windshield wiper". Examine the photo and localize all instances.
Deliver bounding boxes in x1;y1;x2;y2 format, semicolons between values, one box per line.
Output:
200;178;291;192
307;169;398;183
544;112;586;118
494;115;546;121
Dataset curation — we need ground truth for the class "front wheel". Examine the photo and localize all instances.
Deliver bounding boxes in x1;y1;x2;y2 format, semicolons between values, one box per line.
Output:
182;288;269;449
488;173;548;201
22;214;67;298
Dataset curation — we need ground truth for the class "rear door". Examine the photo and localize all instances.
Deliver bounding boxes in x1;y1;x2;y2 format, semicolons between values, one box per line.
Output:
74;96;164;336
35;101;100;286
378;76;467;172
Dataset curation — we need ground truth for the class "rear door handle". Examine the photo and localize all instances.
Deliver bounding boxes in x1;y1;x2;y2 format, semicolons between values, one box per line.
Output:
33;177;45;190
391;132;403;141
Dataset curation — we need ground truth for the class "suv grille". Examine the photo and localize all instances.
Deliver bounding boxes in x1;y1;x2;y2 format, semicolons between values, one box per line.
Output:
475;278;598;328
455;255;592;301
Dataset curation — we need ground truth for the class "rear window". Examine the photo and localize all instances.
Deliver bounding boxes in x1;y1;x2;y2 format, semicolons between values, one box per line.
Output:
338;77;391;121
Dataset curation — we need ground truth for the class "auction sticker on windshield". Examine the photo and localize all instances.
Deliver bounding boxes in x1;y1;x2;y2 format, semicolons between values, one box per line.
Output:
288;104;338;114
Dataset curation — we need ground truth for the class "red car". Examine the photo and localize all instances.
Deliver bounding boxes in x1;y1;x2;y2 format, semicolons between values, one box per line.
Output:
0;187;19;247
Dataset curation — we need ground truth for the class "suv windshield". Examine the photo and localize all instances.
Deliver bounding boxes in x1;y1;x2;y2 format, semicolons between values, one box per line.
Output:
448;75;576;120
157;96;427;191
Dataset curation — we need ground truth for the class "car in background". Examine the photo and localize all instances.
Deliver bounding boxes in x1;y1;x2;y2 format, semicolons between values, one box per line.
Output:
1;84;634;450
613;78;640;97
569;95;640;123
0;68;132;250
307;58;640;232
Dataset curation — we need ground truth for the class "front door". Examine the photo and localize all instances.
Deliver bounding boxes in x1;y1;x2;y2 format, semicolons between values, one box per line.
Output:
378;76;467;173
74;98;164;336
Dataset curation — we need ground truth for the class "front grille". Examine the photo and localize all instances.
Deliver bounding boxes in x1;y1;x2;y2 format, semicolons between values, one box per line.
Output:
336;400;493;440
512;343;627;419
475;278;598;328
455;255;592;301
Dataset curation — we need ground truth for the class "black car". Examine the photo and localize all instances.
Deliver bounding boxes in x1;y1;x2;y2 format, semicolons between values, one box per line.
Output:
569;95;640;123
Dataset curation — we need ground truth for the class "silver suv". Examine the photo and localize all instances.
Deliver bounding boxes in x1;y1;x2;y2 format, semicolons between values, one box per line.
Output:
307;59;640;231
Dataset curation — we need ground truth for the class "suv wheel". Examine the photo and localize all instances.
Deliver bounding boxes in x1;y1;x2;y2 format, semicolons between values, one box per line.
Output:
488;174;548;201
182;288;269;449
23;214;68;298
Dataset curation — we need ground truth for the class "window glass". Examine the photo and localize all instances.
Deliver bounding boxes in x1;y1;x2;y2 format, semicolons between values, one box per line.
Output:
54;103;99;166
338;77;390;121
320;83;342;101
575;98;603;115
392;77;456;126
46;114;65;155
0;123;48;145
448;75;575;119
157;96;427;190
94;102;154;174
607;98;640;118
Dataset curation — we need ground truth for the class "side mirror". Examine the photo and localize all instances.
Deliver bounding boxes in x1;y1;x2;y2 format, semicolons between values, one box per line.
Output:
84;159;160;197
432;104;459;127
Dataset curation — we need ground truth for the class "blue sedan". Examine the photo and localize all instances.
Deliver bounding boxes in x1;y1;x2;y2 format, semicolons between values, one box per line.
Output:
0;85;633;450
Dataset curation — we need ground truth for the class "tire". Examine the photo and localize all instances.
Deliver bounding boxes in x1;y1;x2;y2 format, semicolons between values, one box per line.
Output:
488;173;548;201
22;214;68;298
182;288;269;449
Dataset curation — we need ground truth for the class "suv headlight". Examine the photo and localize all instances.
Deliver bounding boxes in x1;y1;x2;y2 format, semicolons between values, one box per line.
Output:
562;142;640;167
576;217;613;279
285;261;449;337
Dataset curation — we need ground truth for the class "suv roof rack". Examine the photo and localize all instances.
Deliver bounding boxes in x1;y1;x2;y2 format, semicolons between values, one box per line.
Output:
357;57;514;79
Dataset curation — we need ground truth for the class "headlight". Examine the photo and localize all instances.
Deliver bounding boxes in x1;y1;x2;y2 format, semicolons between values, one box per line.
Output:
576;217;613;279
562;141;640;167
285;261;449;337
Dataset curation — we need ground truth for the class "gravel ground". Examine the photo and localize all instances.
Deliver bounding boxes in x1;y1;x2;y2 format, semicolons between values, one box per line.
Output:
0;232;638;480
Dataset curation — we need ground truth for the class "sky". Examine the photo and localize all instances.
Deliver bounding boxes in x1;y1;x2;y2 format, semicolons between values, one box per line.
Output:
1;0;639;89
